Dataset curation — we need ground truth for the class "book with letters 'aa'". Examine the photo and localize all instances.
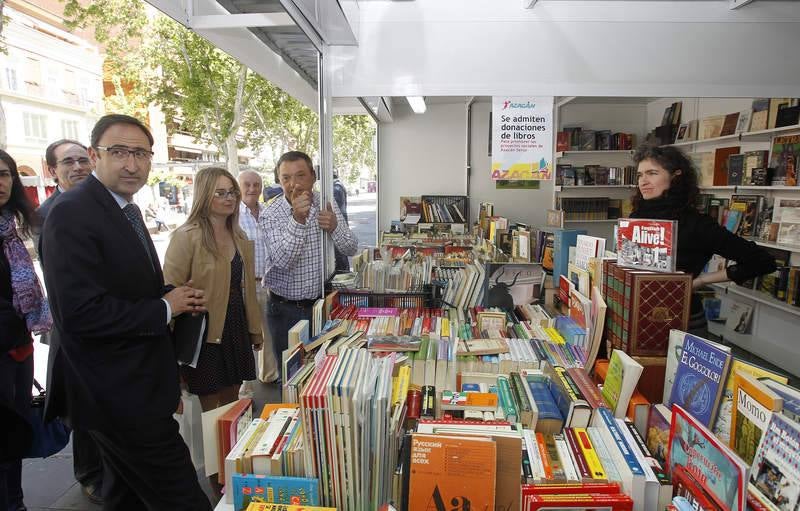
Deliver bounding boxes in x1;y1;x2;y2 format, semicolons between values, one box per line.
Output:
407;433;496;511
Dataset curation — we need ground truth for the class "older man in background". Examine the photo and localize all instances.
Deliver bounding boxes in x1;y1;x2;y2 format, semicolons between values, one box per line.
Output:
237;169;279;390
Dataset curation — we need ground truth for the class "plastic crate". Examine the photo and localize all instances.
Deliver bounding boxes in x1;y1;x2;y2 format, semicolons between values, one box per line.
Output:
420;195;469;225
333;287;437;308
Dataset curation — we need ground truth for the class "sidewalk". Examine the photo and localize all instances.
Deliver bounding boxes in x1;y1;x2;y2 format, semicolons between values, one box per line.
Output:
21;381;281;511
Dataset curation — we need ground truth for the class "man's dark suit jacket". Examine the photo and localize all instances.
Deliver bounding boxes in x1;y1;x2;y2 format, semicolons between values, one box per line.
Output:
41;175;178;431
36;187;60;261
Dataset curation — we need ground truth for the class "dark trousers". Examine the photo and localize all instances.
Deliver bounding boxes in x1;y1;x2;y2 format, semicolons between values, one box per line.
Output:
0;353;33;510
72;428;102;487
266;297;314;379
88;417;210;511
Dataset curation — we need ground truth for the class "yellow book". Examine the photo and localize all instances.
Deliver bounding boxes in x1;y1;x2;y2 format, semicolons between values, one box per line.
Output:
573;427;607;480
246;504;336;511
441;318;450;339
393;365;411;407
730;370;784;465
544;327;565;344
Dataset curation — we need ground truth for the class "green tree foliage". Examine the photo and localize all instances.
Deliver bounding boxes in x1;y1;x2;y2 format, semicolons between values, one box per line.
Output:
59;0;375;180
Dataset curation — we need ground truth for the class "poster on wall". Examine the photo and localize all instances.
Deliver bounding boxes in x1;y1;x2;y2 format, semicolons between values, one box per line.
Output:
491;96;554;181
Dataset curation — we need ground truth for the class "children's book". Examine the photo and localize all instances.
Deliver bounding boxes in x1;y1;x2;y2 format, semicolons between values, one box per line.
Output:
668;405;749;511
748;412;800;511
730;371;783;466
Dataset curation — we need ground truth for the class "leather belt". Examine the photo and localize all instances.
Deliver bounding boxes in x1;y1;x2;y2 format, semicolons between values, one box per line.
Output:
269;291;319;308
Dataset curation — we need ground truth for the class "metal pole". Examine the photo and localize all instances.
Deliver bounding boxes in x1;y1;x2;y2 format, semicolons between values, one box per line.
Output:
318;43;334;295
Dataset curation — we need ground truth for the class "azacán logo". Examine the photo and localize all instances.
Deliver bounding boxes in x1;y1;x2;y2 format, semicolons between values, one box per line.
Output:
502;101;536;110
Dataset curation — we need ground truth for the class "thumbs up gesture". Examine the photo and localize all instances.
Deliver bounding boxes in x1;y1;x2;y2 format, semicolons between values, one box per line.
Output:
318;202;338;232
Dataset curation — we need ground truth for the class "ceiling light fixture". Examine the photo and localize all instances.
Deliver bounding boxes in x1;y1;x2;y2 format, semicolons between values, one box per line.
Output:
406;96;426;114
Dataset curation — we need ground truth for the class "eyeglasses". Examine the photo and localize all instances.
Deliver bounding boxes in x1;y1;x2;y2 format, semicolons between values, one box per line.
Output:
95;146;154;162
57;157;91;167
213;190;240;200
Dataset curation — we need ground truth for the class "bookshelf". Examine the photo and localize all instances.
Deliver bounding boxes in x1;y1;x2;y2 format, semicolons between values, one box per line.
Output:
564;219;617;224
663;124;800;148
744;237;800;254
555;150;634;158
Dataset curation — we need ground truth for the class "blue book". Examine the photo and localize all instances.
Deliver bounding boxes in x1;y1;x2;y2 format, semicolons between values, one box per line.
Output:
668;333;732;428
596;407;645;477
231;474;320;511
762;379;800;423
552;228;586;282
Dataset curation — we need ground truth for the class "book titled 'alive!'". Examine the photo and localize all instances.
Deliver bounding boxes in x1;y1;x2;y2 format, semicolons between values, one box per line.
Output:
616;218;677;273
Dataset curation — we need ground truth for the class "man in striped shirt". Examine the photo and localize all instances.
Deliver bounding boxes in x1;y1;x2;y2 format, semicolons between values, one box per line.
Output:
261;152;358;380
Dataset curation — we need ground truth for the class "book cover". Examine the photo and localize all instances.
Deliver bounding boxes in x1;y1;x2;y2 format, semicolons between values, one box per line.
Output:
616;218;677;273
720;112;740;137
552;229;587;281
750;98;771;132
646;403;672;468
730;371;783;466
232;474;320;511
601;349;644;419
769;135;800;187
482;262;545;309
730;194;763;238
701;115;725;140
749;413;800;511
668;333;732;428
407;433;496;511
713;147;741;186
668;405;748;511
712;359;788;446
727;154;745;186
627;272;692;357
725;302;754;334
761;379;800;424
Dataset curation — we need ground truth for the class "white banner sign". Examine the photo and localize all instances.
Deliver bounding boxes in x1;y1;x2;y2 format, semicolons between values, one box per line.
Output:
491;96;554;181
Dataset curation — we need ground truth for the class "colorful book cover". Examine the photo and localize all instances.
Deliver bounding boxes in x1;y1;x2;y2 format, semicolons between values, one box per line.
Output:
668;405;748;511
552;228;587;281
769;135;800;186
407;433;496;511
730;371;783;466
668;333;732;428
762;379;800;423
616;218;677;273
244;504;335;511
749;413;800;511
232;474;320;511
712;359;788;445
600;349;643;419
646;404;672;467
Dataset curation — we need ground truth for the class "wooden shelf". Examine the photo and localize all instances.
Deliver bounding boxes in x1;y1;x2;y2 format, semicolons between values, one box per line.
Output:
710;282;800;318
743;237;800;253
564;219;617;223
556;150;633;158
555;185;636;191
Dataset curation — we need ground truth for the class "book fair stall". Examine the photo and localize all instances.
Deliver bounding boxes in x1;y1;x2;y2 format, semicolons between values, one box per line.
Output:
137;1;800;510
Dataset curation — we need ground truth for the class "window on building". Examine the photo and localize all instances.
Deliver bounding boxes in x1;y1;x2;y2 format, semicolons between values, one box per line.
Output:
5;67;18;91
24;58;43;95
23;113;48;141
61;119;80;140
46;69;61;100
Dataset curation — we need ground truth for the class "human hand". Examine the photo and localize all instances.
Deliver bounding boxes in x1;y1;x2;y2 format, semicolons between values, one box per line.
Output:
291;190;312;224
164;279;207;317
318;202;338;232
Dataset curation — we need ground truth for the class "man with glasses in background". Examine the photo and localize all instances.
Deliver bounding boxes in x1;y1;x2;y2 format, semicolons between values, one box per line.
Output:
41;114;211;509
36;138;104;504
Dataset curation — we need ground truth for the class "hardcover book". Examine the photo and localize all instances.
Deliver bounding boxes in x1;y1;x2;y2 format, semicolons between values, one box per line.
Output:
232;474;320;511
720;112;740;137
668;405;748;511
749;98;771;132
769;135;800;187
407;433;496;511
625;271;692;356
713;146;741;186
668;333;732;428
727;154;745;186
616;218;677;273
730;371;783;466
749;413;800;511
701;115;725;140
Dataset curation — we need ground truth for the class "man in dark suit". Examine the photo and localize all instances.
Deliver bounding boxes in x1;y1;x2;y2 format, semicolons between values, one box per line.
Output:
36;138;104;504
41;114;211;510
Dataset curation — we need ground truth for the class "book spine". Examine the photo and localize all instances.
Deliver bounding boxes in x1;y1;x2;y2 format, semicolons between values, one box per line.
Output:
553;433;581;482
535;432;554;480
564;428;593;480
574;427;607;480
543;433;566;481
497;376;518;423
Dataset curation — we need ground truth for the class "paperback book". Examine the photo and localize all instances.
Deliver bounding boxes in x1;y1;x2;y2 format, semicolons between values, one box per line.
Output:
749;413;800;511
616;218;677;272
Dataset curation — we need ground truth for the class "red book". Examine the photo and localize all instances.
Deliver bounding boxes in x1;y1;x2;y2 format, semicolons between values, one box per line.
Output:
522;481;622;495
535;433;553;480
563;428;592;481
524;493;633;511
566;367;606;411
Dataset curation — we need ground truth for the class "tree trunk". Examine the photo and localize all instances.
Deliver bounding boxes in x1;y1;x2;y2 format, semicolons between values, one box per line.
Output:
225;134;239;176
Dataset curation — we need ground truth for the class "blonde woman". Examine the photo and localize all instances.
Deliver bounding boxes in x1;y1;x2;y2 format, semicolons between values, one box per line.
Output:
164;167;263;412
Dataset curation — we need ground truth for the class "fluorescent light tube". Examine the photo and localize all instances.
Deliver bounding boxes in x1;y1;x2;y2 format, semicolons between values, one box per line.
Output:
406;96;426;114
